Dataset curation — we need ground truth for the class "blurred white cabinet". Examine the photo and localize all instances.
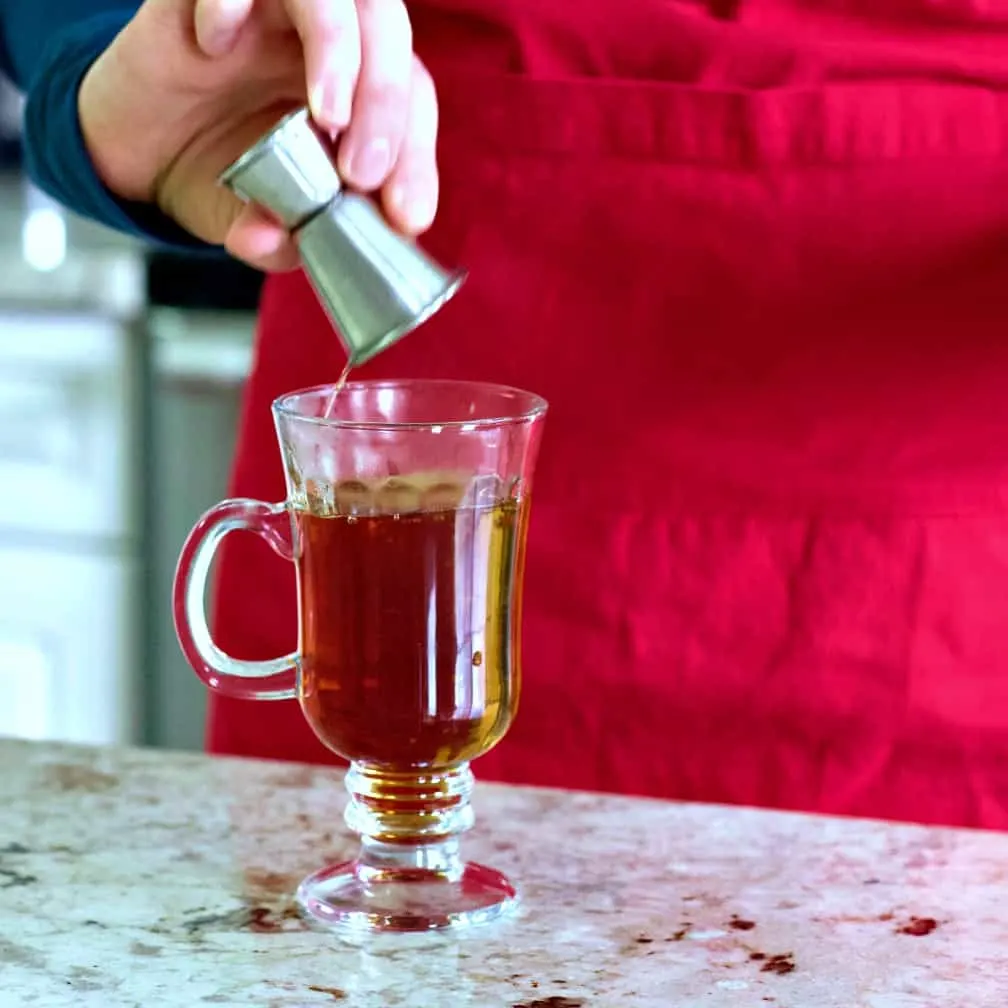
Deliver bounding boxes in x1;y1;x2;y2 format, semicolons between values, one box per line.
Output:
0;312;129;536
0;545;133;744
0;308;138;746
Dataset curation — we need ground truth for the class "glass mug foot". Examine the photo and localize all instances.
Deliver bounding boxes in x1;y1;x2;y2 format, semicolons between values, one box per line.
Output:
297;847;519;934
299;761;519;934
172;380;546;935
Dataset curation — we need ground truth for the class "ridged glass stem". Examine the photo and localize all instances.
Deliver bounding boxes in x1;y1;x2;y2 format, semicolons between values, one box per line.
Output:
344;762;475;882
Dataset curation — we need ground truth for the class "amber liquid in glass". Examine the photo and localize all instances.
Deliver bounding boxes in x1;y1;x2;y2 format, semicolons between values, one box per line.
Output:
297;478;527;770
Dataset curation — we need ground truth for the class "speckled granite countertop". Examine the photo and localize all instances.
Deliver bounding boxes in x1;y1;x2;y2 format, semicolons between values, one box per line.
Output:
1;739;1006;1007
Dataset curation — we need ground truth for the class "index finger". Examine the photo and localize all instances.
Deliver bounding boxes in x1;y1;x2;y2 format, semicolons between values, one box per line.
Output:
282;0;362;133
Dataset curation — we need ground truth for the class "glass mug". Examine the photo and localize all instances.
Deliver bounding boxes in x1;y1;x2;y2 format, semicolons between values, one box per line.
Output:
173;379;547;933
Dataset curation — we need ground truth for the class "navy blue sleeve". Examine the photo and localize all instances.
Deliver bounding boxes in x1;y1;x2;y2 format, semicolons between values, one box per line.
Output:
0;1;211;248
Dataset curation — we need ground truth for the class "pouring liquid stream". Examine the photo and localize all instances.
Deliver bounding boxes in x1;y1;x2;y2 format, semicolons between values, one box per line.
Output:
323;360;353;418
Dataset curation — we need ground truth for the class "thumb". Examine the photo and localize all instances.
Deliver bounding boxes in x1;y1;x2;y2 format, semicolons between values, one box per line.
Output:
225;203;302;272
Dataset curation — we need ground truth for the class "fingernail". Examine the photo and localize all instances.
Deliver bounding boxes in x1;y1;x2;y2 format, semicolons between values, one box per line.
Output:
345;139;392;190
309;79;351;133
200;21;241;55
389;184;435;233
209;26;240;54
253;227;288;258
197;0;248;56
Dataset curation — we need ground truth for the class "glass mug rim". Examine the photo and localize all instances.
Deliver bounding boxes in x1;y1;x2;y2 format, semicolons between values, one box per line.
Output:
272;378;548;433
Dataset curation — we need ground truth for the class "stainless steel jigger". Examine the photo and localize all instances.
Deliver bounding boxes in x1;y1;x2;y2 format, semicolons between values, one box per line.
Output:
219;108;465;366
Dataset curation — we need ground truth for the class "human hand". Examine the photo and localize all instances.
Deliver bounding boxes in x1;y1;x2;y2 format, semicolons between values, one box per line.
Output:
78;0;439;271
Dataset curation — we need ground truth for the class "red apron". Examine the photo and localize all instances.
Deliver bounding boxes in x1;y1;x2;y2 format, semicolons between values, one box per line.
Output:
208;0;1008;829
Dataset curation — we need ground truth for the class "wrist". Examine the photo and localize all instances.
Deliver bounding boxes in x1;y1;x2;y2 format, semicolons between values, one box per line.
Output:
77;51;157;205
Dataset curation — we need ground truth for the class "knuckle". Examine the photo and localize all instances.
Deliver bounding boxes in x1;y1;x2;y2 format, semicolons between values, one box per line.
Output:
359;77;411;110
357;52;413;105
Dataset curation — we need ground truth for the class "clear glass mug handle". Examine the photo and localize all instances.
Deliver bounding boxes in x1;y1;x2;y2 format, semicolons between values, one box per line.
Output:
172;498;299;700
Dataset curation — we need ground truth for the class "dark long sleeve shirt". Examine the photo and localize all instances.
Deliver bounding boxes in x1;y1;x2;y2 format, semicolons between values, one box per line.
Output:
0;0;202;246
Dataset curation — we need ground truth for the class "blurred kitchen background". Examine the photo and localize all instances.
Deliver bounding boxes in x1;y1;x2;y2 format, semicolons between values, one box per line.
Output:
0;74;264;752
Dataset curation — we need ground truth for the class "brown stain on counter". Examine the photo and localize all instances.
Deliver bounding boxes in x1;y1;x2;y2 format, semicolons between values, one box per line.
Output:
244;868;301;898
896;916;939;937
818;911;894;925
176;902;304;936
512;999;585;1008
247;905;302;932
42;763;118;792
760;953;796;976
306;986;346;1001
